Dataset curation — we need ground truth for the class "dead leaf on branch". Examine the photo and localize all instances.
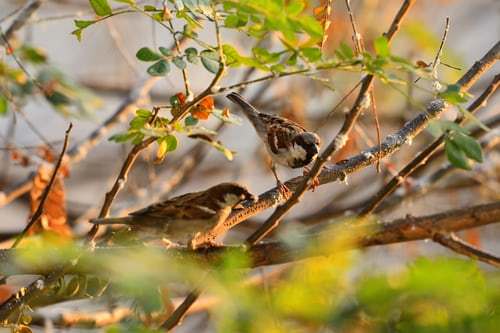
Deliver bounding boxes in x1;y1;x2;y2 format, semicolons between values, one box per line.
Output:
313;0;334;50
191;96;215;120
29;162;71;237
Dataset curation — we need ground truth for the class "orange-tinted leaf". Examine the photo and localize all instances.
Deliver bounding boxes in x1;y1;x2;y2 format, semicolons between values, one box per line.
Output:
175;92;186;105
313;0;333;49
191;107;211;120
29;162;71;238
222;107;230;118
191;96;215;120
198;96;215;111
37;146;55;162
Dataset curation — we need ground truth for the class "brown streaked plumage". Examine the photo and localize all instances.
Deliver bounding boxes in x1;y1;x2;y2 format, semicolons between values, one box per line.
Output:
226;92;320;193
90;183;255;248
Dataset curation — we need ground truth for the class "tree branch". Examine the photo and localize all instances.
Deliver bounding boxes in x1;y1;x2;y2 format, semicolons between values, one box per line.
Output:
244;0;417;247
0;0;44;47
358;70;500;216
2;202;499;274
432;232;500;268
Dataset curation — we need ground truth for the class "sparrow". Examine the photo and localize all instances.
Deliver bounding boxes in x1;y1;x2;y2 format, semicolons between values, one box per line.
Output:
226;92;321;194
90;183;255;249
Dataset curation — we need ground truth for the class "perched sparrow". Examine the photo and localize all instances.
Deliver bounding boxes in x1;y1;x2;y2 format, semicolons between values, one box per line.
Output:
90;183;255;249
226;92;321;194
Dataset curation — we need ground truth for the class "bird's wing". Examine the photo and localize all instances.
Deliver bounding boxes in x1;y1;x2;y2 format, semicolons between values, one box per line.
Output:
267;121;305;154
129;191;217;220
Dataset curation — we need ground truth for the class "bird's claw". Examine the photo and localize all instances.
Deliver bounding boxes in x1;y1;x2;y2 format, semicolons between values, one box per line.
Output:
277;180;291;199
303;167;320;192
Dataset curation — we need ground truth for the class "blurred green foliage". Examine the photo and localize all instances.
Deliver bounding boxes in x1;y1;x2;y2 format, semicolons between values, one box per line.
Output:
8;230;499;332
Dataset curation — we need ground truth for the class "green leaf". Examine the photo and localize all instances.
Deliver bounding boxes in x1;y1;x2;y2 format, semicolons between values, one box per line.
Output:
157;135;178;157
19;46;47;64
291;15;323;41
200;50;220;73
143;5;157;11
439;84;468;105
286;52;298;65
109;132;134;143
440;120;470;134
185;115;199;126
159;46;172;56
287;0;305;16
452;133;483;163
147;60;170;76
185;47;199;64
113;0;135;5
225;14;247;28
270;64;286;73
89;0;112;16
71;29;84;42
136;109;152;118
374;36;390;57
131;133;145;145
301;47;322;62
130;116;147;129
164;135;178;152
252;47;280;64
445;138;470;170
136;47;162;61
172;56;187;69
335;42;354;60
74;19;95;29
170;94;181;107
0;95;8;116
45;91;71;106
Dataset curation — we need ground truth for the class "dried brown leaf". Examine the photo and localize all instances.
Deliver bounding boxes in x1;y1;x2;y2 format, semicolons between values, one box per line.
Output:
313;0;334;49
29;162;71;237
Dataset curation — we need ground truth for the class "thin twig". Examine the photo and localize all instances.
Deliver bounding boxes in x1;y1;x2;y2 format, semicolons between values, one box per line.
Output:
162;291;201;330
345;0;364;54
11;123;72;248
433;232;500;268
345;0;381;171
358;71;500;216
245;0;417;247
0;0;44;46
167;18;191;97
431;17;451;75
415;17;451;83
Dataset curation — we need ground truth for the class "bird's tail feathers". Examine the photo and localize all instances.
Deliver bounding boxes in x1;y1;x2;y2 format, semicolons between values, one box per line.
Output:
90;216;136;225
226;92;261;125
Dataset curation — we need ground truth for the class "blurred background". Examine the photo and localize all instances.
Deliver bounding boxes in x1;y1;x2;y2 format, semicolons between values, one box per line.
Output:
0;0;499;331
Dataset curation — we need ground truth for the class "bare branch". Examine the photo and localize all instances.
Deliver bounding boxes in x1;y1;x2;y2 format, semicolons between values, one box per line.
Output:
0;0;44;46
2;202;499;274
359;72;500;216
433;232;500;268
